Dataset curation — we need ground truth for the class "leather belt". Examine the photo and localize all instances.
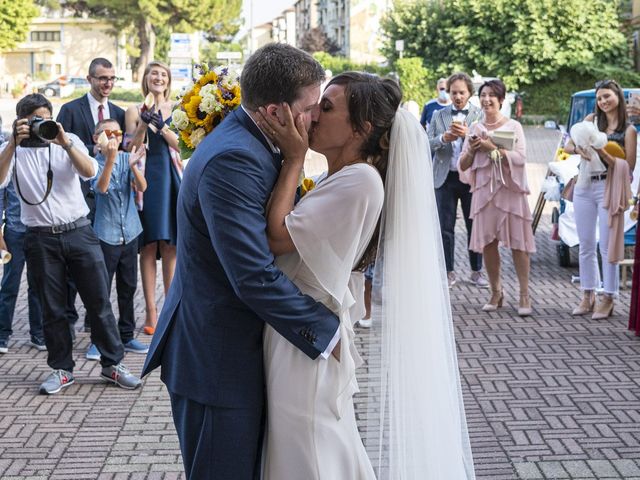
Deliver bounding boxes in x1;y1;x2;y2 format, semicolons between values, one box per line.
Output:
27;217;91;234
590;173;607;181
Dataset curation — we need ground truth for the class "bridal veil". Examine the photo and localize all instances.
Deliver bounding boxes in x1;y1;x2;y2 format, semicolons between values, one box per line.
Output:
364;108;476;479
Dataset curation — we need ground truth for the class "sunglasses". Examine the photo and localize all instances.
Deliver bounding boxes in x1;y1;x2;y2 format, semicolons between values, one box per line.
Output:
595;79;619;90
104;129;123;137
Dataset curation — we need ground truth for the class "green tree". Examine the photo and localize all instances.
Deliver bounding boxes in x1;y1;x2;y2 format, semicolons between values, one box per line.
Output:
63;0;242;81
0;0;39;52
382;0;630;89
394;57;431;105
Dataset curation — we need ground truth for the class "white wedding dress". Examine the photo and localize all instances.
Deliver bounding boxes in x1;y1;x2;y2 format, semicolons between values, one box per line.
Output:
263;110;476;480
263;163;383;480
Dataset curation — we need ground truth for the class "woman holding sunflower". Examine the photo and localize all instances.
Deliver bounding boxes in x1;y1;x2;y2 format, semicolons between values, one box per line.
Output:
125;61;181;335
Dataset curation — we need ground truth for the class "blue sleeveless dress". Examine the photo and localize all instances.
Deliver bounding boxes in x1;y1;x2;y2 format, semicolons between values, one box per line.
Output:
139;118;180;249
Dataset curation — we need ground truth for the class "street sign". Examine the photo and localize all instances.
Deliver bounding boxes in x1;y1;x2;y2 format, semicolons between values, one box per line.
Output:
395;40;404;52
171;65;191;81
216;51;242;60
170;33;192;57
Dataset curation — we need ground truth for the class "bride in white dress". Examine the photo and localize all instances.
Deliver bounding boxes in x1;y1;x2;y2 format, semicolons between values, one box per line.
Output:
259;72;476;480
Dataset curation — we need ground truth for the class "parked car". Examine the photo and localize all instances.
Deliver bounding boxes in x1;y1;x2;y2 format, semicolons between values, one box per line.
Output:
38;76;89;97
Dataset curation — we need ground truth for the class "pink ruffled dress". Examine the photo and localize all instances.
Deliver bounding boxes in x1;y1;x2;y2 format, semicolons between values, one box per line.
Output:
458;119;536;253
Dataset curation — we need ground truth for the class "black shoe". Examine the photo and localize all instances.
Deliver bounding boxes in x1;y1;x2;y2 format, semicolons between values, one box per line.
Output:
29;335;47;351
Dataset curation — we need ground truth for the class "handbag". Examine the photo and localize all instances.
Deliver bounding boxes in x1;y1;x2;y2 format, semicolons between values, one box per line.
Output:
561;175;578;202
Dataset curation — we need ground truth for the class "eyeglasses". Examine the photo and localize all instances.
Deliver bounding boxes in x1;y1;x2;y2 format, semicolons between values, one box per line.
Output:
438;87;446;91
92;76;116;84
104;129;123;137
595;79;618;90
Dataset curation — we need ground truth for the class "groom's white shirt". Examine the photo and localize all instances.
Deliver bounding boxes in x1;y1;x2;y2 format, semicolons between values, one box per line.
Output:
242;105;340;359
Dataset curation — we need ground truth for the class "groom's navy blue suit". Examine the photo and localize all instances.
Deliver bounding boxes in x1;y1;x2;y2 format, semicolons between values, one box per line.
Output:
142;107;339;479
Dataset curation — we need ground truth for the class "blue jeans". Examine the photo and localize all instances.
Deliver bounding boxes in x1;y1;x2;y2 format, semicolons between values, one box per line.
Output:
0;227;43;341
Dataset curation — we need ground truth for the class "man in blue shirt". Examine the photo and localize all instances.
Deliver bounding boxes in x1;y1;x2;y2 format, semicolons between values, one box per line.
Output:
86;119;148;359
420;78;451;130
0;181;44;353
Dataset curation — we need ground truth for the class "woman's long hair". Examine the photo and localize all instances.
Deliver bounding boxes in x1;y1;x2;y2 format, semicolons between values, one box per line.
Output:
595;79;628;134
325;72;402;269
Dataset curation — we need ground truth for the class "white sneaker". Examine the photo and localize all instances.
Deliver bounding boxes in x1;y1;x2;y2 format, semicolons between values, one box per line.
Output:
358;318;372;328
470;271;489;288
447;271;457;288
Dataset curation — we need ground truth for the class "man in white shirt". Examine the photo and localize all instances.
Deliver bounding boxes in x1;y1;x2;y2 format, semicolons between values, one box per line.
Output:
0;94;141;395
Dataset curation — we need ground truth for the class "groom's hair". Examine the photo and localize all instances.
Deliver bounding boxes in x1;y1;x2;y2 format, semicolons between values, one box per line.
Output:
241;43;325;111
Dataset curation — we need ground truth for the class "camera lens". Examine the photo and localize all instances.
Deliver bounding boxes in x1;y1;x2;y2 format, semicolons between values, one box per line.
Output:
32;119;59;141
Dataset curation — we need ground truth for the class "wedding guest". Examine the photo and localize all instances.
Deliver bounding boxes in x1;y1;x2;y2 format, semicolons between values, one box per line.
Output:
57;57;126;336
85;119;149;360
420;78;451;130
0;181;44;354
125;61;181;335
458;79;536;315
429;72;487;288
565;79;636;319
0;94;141;394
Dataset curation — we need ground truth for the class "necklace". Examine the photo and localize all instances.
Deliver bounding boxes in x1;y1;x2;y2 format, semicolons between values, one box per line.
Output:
483;116;503;127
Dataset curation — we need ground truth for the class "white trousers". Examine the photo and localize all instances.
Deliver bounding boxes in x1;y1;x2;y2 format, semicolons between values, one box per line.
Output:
573;179;619;294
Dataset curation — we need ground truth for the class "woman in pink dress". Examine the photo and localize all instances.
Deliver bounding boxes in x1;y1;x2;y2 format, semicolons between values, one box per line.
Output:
459;79;536;315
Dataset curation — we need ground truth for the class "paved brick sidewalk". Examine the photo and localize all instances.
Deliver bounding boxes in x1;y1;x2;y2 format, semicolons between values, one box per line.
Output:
1;127;640;479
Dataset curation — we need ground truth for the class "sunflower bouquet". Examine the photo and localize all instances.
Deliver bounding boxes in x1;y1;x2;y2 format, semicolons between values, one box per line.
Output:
171;63;241;158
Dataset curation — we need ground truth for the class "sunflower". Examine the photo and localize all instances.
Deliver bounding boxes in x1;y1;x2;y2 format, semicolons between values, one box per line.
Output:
184;95;205;125
181;83;201;107
179;128;194;149
197;71;218;87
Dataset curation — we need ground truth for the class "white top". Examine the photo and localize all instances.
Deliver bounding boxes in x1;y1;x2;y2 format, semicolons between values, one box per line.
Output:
87;93;110;125
0;134;97;227
277;163;384;415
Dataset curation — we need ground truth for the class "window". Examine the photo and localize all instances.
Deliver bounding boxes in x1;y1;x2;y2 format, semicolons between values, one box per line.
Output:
31;31;61;42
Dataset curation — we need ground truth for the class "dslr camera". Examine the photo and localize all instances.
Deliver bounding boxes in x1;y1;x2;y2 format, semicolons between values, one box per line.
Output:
16;116;60;148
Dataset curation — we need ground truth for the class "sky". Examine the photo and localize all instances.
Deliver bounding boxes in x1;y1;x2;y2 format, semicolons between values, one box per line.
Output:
241;0;295;28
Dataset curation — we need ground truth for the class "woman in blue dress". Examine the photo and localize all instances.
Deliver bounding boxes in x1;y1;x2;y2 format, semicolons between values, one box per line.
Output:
125;61;181;334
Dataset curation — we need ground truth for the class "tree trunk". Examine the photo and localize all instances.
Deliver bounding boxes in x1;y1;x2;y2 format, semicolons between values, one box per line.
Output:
132;16;155;83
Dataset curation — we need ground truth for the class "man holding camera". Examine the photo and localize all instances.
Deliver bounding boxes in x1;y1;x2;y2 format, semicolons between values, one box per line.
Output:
0;94;141;394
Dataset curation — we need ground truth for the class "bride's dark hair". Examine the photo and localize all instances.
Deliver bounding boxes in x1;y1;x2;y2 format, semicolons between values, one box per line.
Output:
325;72;402;269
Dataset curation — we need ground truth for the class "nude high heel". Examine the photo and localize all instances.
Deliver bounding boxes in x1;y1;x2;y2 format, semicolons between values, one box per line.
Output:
572;291;595;316
482;289;504;312
592;295;614;320
517;294;533;317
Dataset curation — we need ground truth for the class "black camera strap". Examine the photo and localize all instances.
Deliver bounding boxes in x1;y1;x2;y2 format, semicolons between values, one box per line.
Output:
12;132;54;206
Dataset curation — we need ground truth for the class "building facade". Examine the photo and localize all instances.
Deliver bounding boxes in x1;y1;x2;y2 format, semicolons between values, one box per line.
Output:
1;9;125;94
272;8;296;46
295;0;320;47
301;0;390;63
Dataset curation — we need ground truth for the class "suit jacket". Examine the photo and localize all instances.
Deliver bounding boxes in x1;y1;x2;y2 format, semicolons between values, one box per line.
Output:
57;93;125;154
428;104;482;189
56;94;125;216
142;108;340;409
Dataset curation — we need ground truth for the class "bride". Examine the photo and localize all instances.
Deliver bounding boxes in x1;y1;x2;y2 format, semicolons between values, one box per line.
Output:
258;72;475;479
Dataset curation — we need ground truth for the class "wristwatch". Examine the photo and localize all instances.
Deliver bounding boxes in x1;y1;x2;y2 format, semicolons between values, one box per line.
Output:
62;138;74;151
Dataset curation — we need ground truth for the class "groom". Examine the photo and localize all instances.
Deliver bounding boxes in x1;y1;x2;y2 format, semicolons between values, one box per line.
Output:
142;43;340;479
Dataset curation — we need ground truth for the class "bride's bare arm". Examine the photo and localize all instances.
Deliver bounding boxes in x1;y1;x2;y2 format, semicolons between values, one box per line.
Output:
257;104;308;255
